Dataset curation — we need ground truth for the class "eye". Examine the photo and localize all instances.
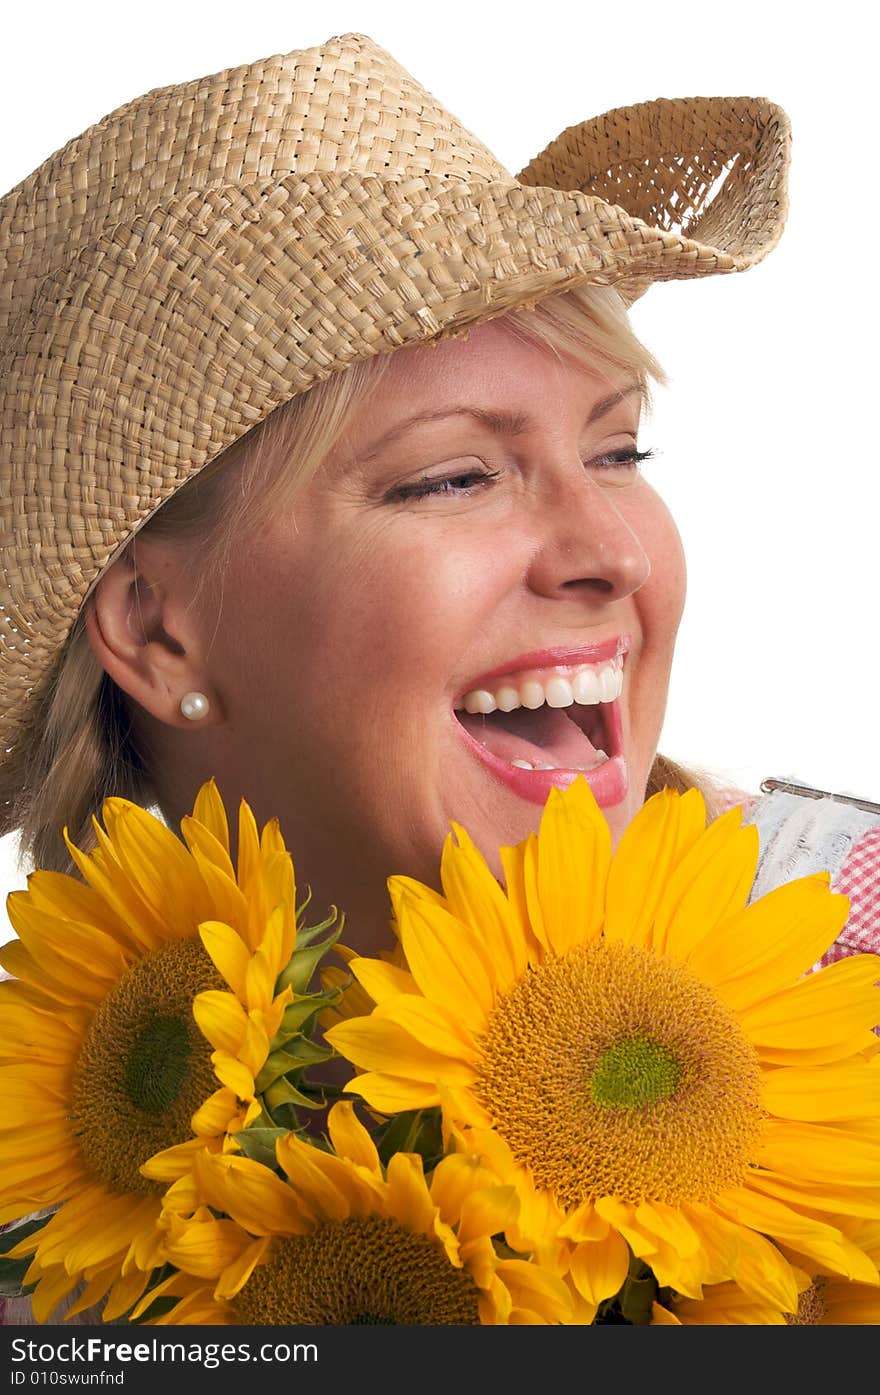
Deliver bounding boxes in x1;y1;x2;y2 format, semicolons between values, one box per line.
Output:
385;468;501;502
589;446;656;472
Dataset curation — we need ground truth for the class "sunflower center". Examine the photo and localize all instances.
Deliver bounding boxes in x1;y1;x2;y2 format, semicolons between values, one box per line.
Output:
71;938;225;1195
232;1217;481;1325
122;1017;193;1115
590;1037;682;1109
785;1279;828;1325
475;939;765;1207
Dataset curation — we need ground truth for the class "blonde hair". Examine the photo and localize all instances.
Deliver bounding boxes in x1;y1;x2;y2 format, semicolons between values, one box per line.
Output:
2;284;720;873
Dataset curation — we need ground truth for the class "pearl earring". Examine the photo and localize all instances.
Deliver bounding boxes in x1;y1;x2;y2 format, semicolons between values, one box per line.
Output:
180;691;210;721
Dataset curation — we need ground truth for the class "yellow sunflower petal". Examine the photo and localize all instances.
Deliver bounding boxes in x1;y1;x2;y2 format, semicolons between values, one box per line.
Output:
141;1137;207;1183
440;824;528;989
99;800;210;937
190;1088;241;1139
23;868;128;944
498;839;541;959
651;1302;682;1324
688;874;848;1002
533;779;611;956
275;1132;378;1221
325;1012;475;1085
210;1052;255;1100
604;787;705;948
746;1170;880;1220
192;1151;308;1236
101;1267;153;1323
189;780;232;857
214;1235;272;1301
495;1258;574;1324
31;1267;82;1324
761;1059;880;1121
189;845;250;935
326;1100;382;1176
193;991;249;1055
343;1070;439;1114
756;1120;880;1189
568;1228;631;1306
651;808;758;959
235;801;263;922
391;887;495;1026
739;955;880;1056
457;1186;519;1249
164;1216;256;1279
372;996;479;1062
430;1153;503;1230
715;1188;878;1281
0;1002;81;1062
349;956;420;1005
199;920;250;999
384;1151;438;1237
64;826;167;950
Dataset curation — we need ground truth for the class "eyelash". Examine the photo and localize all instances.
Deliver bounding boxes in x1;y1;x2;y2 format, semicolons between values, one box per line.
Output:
387;447;656;502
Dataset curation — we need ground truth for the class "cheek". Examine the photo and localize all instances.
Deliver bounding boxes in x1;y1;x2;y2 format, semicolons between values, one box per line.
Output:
634;487;687;645
231;517;512;709
307;524;513;681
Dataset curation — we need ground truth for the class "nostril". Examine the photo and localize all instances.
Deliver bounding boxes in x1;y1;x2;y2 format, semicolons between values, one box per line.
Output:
562;577;615;594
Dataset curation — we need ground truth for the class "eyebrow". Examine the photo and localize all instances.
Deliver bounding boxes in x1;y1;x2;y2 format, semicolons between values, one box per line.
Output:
358;380;642;460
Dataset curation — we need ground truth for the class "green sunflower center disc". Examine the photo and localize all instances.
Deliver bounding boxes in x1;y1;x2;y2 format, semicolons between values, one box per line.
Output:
232;1217;481;1325
590;1036;682;1109
476;939;764;1208
122;1016;194;1116
71;937;225;1195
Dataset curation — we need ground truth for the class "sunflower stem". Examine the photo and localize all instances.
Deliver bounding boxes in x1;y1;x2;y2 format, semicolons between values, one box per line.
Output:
617;1257;658;1326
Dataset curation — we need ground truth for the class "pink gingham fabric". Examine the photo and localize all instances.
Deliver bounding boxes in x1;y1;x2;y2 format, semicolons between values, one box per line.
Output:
821;825;880;966
714;784;880;969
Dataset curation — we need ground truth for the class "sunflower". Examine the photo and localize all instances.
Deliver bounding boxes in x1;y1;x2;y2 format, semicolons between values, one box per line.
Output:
778;1216;880;1324
654;1228;880;1325
325;779;880;1320
135;1101;572;1325
0;781;340;1321
650;1281;793;1324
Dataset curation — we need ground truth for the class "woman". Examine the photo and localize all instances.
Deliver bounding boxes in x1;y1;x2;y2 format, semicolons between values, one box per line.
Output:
0;29;794;895
3;26;879;1331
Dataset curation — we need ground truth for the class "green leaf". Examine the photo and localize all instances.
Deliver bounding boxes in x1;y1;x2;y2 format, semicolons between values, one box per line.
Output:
0;1213;52;1295
234;1127;289;1169
256;1037;335;1093
264;1076;325;1114
278;990;340;1037
0;1255;35;1298
375;1108;444;1171
0;1213;51;1256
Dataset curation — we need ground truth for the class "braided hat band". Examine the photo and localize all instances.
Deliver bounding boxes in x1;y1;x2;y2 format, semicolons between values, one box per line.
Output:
0;32;790;763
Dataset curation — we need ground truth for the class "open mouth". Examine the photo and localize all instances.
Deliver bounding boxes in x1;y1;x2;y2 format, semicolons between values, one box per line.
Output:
451;643;629;808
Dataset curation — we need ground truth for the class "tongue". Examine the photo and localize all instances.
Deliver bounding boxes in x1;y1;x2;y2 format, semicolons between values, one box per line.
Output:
457;706;602;769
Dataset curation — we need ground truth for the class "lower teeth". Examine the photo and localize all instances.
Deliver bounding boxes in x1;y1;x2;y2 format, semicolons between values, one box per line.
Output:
510;751;608;772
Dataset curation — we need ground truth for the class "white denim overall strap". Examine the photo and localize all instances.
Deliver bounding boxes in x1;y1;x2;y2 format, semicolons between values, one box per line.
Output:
743;780;880;903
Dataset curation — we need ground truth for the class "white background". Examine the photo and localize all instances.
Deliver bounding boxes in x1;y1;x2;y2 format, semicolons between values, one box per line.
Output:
1;0;877;942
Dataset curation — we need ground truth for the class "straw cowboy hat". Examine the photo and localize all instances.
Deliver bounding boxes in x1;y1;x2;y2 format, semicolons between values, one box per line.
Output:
0;31;790;762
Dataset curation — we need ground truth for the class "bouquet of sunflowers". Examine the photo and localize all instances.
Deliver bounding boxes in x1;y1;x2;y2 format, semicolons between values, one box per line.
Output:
1;778;879;1326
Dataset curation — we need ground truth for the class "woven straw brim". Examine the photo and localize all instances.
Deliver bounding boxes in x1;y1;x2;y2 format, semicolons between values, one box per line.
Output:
0;95;789;764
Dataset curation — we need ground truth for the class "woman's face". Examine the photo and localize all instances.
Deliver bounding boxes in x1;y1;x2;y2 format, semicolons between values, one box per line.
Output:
163;321;686;939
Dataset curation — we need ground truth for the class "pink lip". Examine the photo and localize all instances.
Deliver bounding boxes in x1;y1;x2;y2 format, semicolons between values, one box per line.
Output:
455;635;631;699
452;643;629;809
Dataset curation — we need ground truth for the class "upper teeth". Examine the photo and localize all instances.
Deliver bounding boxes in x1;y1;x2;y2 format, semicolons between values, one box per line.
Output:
454;659;623;715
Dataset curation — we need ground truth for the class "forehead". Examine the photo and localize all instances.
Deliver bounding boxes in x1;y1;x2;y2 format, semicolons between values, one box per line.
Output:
348;320;639;438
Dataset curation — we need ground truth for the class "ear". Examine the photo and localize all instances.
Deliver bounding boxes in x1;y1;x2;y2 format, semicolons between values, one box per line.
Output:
84;539;224;729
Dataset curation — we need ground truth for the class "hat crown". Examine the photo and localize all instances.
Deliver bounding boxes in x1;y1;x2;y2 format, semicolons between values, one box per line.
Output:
0;32;508;339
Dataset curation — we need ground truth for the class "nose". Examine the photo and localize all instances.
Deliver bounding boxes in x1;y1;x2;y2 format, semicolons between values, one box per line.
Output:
525;472;651;603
